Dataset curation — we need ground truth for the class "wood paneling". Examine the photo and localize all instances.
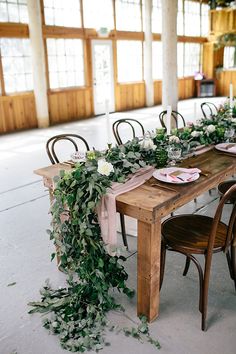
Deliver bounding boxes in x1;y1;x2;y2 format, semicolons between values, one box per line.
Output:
216;70;236;97
153;80;162;105
0;93;37;134
202;42;224;79
48;88;93;124
178;77;195;100
210;9;236;37
115;82;146;111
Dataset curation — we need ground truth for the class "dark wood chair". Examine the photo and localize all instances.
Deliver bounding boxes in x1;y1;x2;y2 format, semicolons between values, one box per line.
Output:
160;184;236;331
218;180;236;204
112;118;145;249
200;102;218;119
46;133;90;164
159;110;186;131
112;118;145;145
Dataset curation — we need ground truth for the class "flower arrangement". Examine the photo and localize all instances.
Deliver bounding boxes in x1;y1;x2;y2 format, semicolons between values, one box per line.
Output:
29;104;235;353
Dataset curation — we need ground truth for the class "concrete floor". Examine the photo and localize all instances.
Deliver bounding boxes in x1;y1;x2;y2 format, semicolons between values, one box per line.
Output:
0;97;235;354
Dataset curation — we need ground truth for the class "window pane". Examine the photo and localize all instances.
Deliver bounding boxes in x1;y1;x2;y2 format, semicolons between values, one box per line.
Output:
177;0;183;35
184;43;201;76
152;0;162;34
201;3;209;37
177;42;184;78
116;0;142;32
184;0;200;36
0;38;33;93
83;0;114;30
152;41;162;80
0;0;28;23
46;38;85;89
224;46;236;69
117;40;143;82
43;0;81;28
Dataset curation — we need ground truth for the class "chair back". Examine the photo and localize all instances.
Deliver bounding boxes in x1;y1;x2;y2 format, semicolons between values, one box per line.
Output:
46;133;90;164
112;118;145;145
206;184;236;266
159;110;186;131
200;102;218;119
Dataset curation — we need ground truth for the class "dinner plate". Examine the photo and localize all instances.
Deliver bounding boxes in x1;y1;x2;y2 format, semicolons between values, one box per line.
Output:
153;167;200;184
215;143;236;154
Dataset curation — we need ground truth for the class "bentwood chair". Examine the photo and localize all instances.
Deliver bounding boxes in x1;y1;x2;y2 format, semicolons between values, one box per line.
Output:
160;184;236;331
159;110;186;131
200;102;218;119
218;180;236;204
46;133;90;164
112;118;145;145
112;118;145;249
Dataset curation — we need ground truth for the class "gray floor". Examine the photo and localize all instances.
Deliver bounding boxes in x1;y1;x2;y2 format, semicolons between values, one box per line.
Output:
0;97;236;354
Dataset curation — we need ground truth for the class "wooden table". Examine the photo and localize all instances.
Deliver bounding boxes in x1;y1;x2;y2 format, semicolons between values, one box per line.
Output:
35;149;236;322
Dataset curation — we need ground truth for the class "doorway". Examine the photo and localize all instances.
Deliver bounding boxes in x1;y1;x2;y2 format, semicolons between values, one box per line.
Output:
91;40;115;115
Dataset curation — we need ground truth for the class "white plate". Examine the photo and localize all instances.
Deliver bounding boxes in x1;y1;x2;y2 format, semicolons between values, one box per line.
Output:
215;143;236;154
153;167;200;184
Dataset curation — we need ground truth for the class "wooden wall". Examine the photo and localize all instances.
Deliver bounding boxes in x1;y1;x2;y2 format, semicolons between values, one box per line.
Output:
210;8;236;36
216;70;236;97
48;88;93;125
0;93;37;133
115;82;146;111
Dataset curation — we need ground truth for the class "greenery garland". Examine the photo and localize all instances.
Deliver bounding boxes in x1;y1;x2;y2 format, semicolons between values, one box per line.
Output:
29;104;236;352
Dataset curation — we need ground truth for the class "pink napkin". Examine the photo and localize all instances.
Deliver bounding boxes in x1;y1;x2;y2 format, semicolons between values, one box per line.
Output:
160;167;201;183
97;166;155;246
224;144;236;153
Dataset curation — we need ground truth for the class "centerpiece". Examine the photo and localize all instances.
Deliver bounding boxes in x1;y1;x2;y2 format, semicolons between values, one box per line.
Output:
29;104;236;353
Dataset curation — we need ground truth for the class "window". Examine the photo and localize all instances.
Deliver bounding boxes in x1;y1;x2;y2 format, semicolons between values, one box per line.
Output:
184;0;200;37
0;0;28;23
201;3;209;37
47;38;84;89
178;42;201;77
184;42;200;76
83;0;114;30
0;38;33;93
152;0;162;34
116;0;142;32
224;46;236;69
177;0;184;36
43;0;81;28
117;40;142;82
152;41;162;80
177;42;184;77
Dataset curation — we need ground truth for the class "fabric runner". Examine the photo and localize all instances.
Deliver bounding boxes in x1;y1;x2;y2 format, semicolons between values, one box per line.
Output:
97;166;155;246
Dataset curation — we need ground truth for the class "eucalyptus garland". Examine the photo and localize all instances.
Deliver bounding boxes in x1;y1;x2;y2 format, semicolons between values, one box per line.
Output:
29;105;236;352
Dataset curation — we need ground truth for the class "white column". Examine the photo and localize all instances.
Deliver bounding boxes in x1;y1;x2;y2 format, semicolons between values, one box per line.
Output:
161;0;178;112
144;0;154;107
27;0;49;128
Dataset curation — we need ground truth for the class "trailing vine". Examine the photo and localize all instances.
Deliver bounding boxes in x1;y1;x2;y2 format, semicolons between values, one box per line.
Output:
29;104;236;352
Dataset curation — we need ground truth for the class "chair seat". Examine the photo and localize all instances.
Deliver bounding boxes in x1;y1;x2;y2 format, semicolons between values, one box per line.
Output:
162;214;227;254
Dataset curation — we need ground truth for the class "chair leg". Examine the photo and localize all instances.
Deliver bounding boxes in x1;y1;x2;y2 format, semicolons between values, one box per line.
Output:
226;247;236;291
120;213;128;250
182;256;191;276
160;241;167;290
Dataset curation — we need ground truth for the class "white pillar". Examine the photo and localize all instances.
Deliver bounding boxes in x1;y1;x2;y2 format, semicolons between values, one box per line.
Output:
161;0;178;111
144;0;154;107
27;0;49;128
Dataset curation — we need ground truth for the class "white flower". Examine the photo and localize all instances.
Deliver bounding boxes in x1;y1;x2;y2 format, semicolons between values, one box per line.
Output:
139;138;157;150
195;119;203;128
206;124;216;133
231;118;236;124
168;135;180;144
97;159;114;176
191;130;201;138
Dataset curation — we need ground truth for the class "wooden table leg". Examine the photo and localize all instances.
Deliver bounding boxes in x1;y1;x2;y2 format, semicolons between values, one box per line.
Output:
137;219;161;322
